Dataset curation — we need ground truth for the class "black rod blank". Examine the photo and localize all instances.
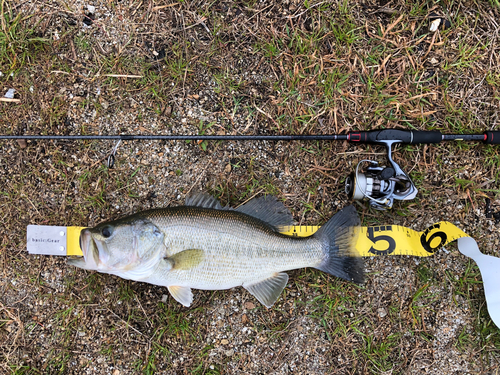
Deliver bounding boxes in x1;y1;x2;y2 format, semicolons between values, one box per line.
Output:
0;130;499;143
0;134;346;141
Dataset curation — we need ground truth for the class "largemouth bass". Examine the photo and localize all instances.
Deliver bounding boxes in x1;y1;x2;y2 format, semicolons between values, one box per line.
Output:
69;193;363;308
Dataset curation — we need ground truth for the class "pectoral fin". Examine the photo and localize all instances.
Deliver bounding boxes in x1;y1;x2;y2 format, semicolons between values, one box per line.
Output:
167;249;204;270
243;272;289;308
167;286;193;307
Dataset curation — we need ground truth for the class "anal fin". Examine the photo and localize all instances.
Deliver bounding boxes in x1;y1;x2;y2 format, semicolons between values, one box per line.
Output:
243;273;289;308
167;286;193;307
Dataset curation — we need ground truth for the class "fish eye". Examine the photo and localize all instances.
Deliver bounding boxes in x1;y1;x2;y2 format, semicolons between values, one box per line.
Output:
101;226;113;238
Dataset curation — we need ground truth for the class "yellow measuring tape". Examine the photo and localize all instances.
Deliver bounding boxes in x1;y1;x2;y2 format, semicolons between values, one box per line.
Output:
66;222;468;257
282;221;469;257
67;226;86;256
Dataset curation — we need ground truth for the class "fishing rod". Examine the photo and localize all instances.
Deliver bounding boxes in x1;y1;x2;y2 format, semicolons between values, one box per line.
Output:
3;129;500;210
1;129;499;142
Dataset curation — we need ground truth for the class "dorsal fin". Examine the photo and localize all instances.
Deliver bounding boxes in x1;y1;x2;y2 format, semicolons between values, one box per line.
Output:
236;196;293;229
185;192;225;209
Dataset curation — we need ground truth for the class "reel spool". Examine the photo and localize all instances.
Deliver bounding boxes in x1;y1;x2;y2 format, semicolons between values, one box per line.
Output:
345;161;416;210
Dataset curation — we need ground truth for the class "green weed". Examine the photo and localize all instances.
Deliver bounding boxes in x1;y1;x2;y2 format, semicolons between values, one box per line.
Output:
0;5;49;71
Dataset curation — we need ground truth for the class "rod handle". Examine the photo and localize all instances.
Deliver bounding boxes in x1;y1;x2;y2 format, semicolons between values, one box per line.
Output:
484;131;500;144
410;131;442;144
348;130;442;144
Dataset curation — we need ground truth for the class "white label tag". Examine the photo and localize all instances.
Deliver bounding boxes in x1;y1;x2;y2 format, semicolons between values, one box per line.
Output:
27;225;67;255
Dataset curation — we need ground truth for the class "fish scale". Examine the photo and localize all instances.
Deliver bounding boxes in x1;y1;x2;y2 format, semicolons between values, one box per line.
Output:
143;207;323;290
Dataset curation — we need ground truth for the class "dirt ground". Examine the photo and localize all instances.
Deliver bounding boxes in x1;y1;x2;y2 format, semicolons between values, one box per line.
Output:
1;0;500;374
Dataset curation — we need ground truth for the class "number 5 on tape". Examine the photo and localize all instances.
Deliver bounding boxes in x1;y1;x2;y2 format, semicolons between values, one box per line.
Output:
354;222;469;257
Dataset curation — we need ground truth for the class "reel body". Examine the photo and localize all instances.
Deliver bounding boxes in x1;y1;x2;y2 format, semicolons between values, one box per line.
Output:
345;140;417;210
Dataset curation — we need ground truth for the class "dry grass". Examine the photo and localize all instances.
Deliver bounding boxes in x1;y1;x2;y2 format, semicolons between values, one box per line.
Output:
1;0;500;374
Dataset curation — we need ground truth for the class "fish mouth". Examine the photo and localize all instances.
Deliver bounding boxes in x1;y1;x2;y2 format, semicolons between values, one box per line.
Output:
68;229;102;270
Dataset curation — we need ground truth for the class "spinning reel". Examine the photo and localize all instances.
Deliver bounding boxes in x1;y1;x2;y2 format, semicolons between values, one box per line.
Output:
345;140;417;210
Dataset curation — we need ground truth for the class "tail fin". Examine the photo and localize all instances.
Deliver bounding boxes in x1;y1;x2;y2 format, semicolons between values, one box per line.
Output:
313;205;364;284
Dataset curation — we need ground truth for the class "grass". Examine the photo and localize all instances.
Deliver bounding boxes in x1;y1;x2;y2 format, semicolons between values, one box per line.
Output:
446;259;500;356
0;5;49;72
307;276;410;372
1;0;500;374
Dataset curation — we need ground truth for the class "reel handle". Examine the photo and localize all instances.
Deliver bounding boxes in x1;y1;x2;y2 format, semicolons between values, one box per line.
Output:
348;130;442;144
